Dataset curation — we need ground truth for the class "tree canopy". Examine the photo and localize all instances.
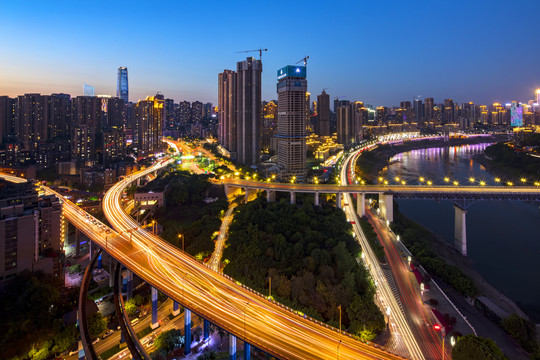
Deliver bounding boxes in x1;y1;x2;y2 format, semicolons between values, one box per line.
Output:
452;334;507;360
224;196;385;339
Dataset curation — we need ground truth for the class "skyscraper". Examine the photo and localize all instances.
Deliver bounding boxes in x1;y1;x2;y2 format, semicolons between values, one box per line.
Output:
236;57;262;166
117;67;129;103
317;90;330;136
444;99;455;124
277;65;307;182
413;98;424;125
218;69;237;159
424;97;434;124
83;84;95;97
134;95;163;158
71;96;101;164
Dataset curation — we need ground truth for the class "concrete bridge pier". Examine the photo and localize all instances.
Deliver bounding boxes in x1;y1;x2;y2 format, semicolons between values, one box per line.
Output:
109;258;115;287
125;270;133;300
151;286;159;329
184;308;192;355
229;334;237;360
379;193;394;223
244;189;257;203
203;319;210;340
243;342;251;360
75;228;81;257
266;190;276;202
357;193;365;217
290;191;296;205
314;192;319;206
454;204;468;256
336;193;342;209
172;301;180;316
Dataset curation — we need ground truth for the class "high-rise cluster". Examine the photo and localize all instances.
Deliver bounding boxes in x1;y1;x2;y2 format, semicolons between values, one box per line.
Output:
218;57;262;166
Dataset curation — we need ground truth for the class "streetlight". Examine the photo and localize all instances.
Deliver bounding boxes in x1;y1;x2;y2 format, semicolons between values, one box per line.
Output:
338;305;342;333
469;177;475;183
178;233;184;251
396;235;400;242
420;282;425;303
521;178;526;184
444;177;450;183
419;177;425;183
314;177;319;185
495;177;501;183
427;180;432;186
268;276;271;298
453;181;459;186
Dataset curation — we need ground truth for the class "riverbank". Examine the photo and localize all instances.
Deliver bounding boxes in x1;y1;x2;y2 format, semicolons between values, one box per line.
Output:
356;135;508;182
354;139;530;320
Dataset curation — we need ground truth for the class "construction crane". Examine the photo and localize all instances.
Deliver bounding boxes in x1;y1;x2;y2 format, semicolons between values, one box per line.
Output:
296;56;309;66
236;48;268;60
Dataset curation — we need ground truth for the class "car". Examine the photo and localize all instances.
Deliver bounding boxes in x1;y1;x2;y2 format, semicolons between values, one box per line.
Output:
91;338;100;345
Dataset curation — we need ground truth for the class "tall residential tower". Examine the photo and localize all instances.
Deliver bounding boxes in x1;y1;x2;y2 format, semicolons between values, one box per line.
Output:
277;65;307;182
236;57;262;166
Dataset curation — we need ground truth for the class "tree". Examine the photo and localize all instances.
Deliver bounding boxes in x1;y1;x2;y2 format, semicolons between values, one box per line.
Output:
501;314;539;354
217;327;226;347
124;298;138;316
452;334;506;360
154;329;184;353
52;325;78;354
197;351;217;360
87;312;108;339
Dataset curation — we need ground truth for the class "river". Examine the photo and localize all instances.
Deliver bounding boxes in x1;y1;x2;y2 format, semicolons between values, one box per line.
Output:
381;143;540;322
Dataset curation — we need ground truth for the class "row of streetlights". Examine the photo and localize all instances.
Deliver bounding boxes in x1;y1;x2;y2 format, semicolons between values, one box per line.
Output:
377;175;540;187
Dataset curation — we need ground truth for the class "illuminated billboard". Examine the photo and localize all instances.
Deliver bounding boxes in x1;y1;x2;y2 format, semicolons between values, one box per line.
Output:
510;101;523;127
277;65;306;80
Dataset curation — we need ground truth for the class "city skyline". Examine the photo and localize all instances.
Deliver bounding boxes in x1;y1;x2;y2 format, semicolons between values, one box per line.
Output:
1;1;540;106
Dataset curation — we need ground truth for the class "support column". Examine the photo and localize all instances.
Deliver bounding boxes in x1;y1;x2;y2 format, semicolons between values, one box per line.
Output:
97;253;102;269
136;177;141;186
172;301;180;316
203;319;210;340
357;193;365;217
266;190;276;202
290;191;296;205
126;270;133;300
378;193;394;223
336;193;342;209
229;334;237;360
88;240;92;259
151;286;159;329
244;188;249;204
244;342;251;360
77;340;85;360
314;192;319;206
109;258;115;287
454;204;468;256
75;228;81;257
184;308;192;355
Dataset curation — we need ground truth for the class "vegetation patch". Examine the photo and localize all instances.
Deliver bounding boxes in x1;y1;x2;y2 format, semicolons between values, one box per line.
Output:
223;196;385;340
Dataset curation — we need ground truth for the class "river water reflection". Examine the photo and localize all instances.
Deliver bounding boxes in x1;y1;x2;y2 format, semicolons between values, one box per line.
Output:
381;143;540;321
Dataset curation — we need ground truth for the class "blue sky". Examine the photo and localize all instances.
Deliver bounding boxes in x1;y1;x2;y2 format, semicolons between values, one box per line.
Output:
1;0;539;107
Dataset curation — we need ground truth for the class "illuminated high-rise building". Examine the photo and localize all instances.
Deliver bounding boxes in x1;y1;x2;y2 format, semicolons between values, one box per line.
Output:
536;89;540;104
424;97;434;124
218;69;237;158
134;95;164;158
117;67;129;103
277;65;307;182
414;98;424;125
83;84;95;97
236;57;262;165
71;96;102;164
317;90;330;136
443;99;455;124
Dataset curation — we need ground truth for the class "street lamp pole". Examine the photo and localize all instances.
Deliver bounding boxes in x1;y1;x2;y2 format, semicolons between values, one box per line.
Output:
269;276;271;298
338;305;342;333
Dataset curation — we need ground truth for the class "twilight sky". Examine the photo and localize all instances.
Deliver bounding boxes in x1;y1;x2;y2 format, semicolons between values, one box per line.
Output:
1;0;539;107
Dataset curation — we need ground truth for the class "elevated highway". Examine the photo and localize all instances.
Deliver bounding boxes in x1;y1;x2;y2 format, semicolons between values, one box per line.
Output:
93;161;408;359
